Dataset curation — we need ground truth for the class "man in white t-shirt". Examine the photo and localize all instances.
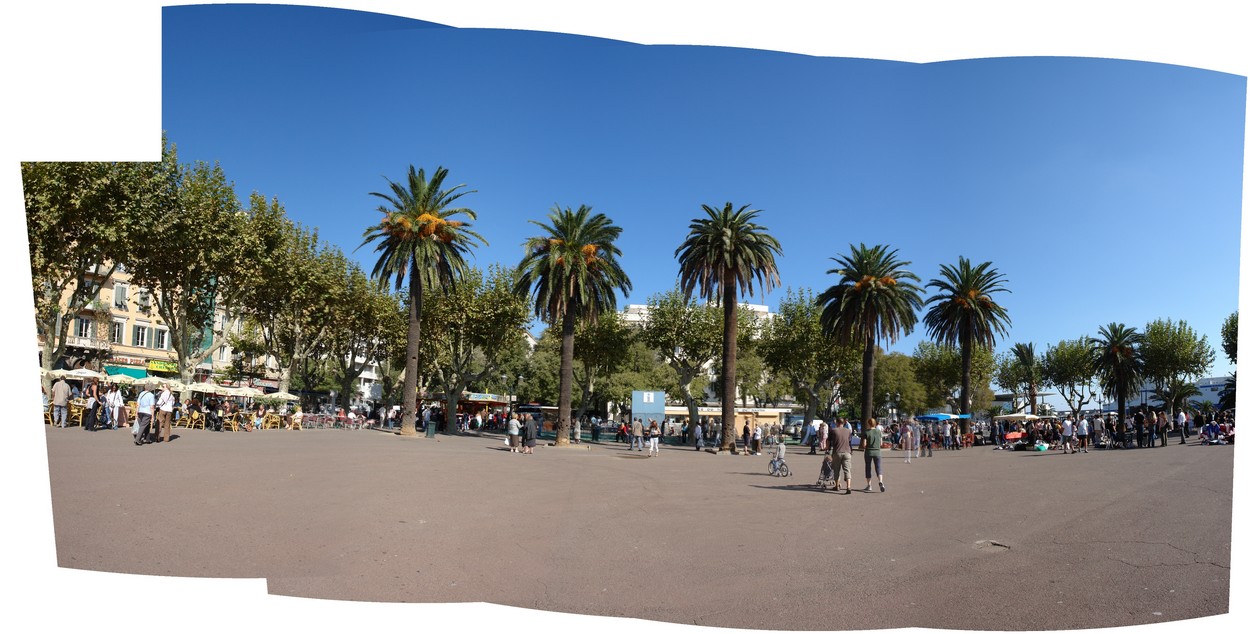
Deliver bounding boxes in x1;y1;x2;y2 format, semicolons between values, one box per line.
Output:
1060;417;1074;454
1176;409;1188;444
1076;416;1090;453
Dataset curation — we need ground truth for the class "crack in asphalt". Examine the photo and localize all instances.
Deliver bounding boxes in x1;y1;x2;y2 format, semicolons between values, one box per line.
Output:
1108;556;1230;570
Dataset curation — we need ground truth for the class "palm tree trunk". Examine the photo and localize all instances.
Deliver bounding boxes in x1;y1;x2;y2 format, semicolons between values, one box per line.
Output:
862;334;876;424
399;273;423;437
959;327;973;435
720;279;738;453
556;307;575;446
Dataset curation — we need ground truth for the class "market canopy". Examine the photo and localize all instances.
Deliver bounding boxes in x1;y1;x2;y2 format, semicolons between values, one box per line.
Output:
994;413;1040;421
105;373;138;385
265;391;300;401
915;413;970;422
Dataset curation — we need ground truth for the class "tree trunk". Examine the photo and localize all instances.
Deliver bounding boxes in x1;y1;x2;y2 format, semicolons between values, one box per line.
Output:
803;385;819;426
279;366;293;396
959;327;973;435
682;381;700;438
719;280;738;453
555;308;576;446
445;388;462;435
573;370;593;424
861;334;877;426
1028;382;1038;415
399;273;422;437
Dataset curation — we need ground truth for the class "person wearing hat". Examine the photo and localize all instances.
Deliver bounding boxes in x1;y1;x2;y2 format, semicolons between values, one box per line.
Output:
134;382;156;445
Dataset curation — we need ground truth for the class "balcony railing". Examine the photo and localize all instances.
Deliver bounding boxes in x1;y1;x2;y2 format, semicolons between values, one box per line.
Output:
65;334;110;350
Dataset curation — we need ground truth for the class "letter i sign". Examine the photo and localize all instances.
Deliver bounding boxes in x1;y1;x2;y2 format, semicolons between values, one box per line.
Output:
643;392;654;404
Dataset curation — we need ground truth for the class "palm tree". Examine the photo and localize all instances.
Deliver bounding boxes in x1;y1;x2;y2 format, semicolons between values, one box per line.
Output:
1150;378;1200;419
359;165;484;436
923;257;1011;433
1011;342;1041;414
1090;322;1145;427
514;205;631;446
818;244;922;427
675;203;782;453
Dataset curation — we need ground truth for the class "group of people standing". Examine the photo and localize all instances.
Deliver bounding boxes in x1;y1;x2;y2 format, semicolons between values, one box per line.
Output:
505;413;539;454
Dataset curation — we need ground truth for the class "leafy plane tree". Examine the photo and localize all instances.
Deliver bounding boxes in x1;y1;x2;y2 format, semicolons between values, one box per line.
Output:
640;288;722;431
360;165;484;437
676;203;782;453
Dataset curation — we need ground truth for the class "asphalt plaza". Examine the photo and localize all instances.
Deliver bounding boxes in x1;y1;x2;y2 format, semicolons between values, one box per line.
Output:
43;426;1232;630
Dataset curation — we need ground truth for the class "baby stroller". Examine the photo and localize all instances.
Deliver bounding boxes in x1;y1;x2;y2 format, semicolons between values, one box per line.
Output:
815;455;836;489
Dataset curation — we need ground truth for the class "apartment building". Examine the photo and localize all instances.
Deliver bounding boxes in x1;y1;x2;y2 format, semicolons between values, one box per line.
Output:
43;263;236;382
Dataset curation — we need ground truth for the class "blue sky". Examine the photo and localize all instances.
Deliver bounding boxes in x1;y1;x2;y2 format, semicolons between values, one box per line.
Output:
161;4;1245;380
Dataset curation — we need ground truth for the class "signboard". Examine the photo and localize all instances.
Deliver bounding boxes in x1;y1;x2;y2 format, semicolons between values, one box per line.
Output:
146;359;178;373
631;390;666;424
252;378;279;389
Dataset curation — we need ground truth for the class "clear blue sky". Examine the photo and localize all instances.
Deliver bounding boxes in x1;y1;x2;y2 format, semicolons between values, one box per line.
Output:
162;4;1244;380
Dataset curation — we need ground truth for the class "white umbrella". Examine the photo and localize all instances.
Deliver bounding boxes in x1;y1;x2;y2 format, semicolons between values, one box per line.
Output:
187;381;226;394
163;379;188;392
267;391;300;401
106;373;138;385
234;386;264;398
66;368;105;380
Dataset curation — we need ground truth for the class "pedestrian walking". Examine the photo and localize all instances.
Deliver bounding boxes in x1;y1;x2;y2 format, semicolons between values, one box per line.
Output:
830;419;853;494
1061;416;1075;454
752;423;763;455
105;383;124;430
860;418;885;492
647;419;661;456
522;415;537;454
507;413;521;452
1157;410;1169;447
1145;410;1158;447
694;421;705;450
901;420;914;463
1076;415;1090;453
1176;409;1188;444
50;376;71;428
133;382;155;446
155;383;175;442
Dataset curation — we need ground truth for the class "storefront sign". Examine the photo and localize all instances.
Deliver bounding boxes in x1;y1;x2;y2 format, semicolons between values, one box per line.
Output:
147;359;178;373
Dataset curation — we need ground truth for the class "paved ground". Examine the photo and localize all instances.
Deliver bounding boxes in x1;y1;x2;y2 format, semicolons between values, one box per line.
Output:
44;425;1232;630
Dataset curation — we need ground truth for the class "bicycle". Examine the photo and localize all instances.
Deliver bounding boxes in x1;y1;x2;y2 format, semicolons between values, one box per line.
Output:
767;447;791;477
